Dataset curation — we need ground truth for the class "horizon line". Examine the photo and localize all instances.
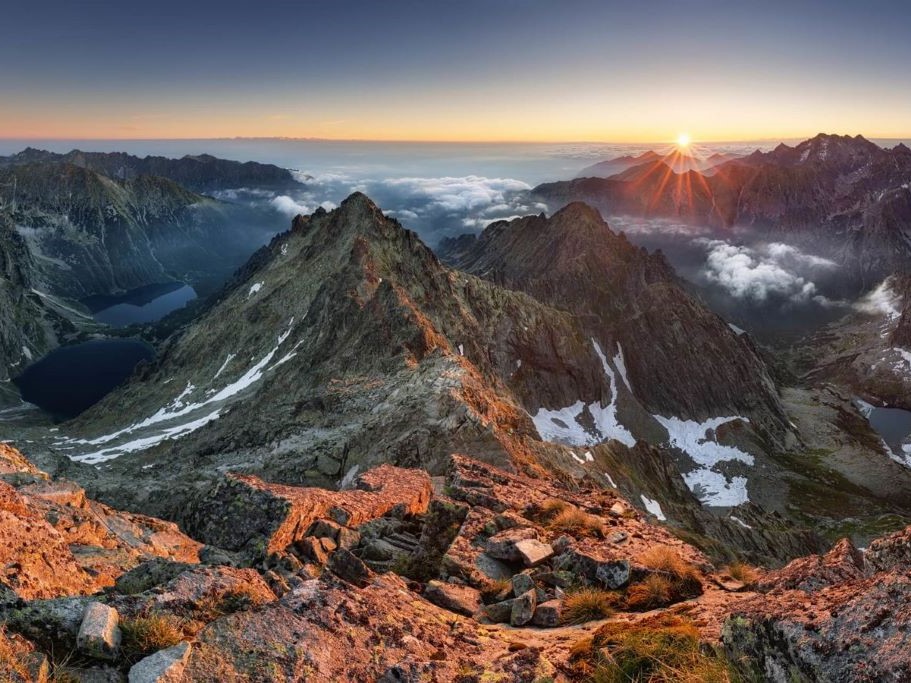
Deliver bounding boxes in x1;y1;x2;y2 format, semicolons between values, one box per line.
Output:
2;133;911;146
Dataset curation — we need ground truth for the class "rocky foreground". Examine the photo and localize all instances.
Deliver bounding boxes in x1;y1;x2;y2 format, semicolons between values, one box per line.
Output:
0;442;909;682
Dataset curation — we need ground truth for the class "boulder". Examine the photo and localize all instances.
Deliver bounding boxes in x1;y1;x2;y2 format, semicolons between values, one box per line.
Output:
424;581;482;616
478;600;513;624
514;539;554;567
511;573;535;597
485;528;539;562
510;589;537;626
531;600;562;627
128;642;191;683
184;465;432;561
77;602;121;660
329;549;373;587
556;548;631;589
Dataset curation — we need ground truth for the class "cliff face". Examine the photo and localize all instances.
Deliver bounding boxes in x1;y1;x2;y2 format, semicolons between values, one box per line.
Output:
438;202;787;441
0;163;280;297
0;213;72;384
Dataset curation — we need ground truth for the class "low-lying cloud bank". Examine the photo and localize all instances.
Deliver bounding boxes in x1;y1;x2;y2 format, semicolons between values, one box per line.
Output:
219;171;544;245
695;238;840;305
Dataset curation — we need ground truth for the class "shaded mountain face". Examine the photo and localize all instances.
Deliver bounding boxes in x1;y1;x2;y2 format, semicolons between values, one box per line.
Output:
796;274;911;414
438;202;788;442
0;162;283;297
0;212;73;387
0;148;300;193
536;134;911;283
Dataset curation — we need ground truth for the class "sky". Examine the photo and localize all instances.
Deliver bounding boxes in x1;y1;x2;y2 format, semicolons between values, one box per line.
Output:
3;0;911;142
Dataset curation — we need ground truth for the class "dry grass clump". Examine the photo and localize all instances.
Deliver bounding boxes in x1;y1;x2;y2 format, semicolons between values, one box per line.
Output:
625;574;673;611
560;587;618;625
571;614;736;682
638;546;703;599
538;498;604;537
726;561;759;586
120;613;186;661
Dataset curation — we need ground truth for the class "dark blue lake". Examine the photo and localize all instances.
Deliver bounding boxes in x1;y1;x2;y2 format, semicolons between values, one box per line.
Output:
868;406;911;453
14;339;154;420
83;282;197;327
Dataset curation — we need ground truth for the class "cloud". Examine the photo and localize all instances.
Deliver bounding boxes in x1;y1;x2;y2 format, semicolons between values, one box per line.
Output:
270;195;335;217
695;239;838;305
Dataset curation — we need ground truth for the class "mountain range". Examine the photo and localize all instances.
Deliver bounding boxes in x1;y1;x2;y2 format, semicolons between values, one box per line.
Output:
1;139;911;680
538;134;911;284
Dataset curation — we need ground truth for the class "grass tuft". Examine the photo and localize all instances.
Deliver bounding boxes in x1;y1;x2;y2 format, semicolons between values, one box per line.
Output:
726;561;759;586
561;587;617;625
625;574;673;611
638;546;703;598
571;614;737;682
120;613;185;662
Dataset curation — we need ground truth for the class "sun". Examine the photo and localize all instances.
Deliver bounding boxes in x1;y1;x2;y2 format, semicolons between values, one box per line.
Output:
676;133;691;148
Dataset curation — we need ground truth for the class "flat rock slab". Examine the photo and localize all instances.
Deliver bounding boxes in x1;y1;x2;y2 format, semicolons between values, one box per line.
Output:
128;642;191;683
424;581;482;616
77;602;121;660
185;464;432;560
514;539;554;567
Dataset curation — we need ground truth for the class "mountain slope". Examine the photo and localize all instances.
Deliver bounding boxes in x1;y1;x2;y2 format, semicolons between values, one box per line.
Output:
0;162;281;297
0;212;75;390
438;202;788;441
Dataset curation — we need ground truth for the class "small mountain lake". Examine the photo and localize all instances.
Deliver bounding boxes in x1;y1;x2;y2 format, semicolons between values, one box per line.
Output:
867;405;911;453
83;282;197;327
14;339;154;420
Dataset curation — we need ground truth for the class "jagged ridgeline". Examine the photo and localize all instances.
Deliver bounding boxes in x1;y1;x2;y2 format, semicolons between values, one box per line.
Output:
49;192;911;569
534;134;911;286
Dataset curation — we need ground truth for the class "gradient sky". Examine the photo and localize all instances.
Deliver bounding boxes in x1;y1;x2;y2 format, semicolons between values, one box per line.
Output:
3;0;910;142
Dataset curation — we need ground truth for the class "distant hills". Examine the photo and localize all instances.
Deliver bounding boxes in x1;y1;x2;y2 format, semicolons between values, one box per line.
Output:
0;148;300;193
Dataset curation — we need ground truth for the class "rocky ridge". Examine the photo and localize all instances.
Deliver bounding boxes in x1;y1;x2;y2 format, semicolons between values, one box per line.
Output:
2;441;911;681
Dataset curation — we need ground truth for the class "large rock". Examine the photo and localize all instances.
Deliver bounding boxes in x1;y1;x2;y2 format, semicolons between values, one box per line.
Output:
128;642;191;683
531;600;562;627
183;465;432;561
555;548;631;589
514;539;554;567
76;602;121;661
510;589;536;626
423;581;481;616
485;528;540;563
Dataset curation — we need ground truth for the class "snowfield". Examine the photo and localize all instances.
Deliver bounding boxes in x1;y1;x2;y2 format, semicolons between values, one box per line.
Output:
654;414;754;507
61;320;297;464
531;339;636;448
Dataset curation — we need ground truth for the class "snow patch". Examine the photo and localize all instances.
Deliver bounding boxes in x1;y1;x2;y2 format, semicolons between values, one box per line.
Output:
640;495;666;521
654;414;753;507
248;282;264;298
729;515;752;530
530;340;635;447
728;323;747;336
